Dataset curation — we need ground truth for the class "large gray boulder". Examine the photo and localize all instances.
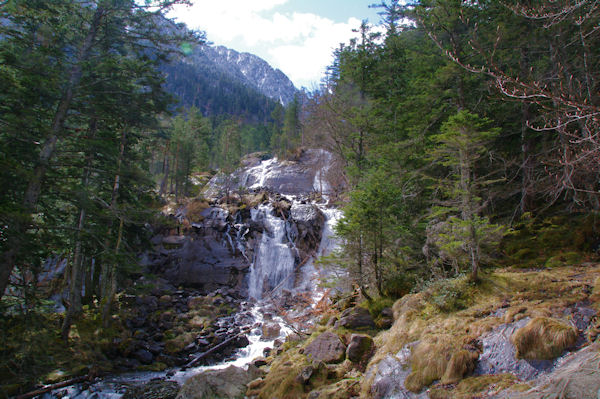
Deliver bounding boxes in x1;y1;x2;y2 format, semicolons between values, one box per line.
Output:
176;365;262;399
304;331;346;364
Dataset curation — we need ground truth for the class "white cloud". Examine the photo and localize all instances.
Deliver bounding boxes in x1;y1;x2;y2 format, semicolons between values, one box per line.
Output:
168;1;367;88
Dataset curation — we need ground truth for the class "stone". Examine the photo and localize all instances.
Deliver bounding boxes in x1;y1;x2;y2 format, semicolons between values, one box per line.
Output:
187;296;206;309
295;365;314;384
367;342;427;399
122;380;179;399
159;295;173;308
496;343;600;399
346;334;375;363
252;357;269;367
475;318;552;380
133;349;153;365
162;235;187;246
176;365;262;399
380;307;393;318
261;322;281;340
335;306;376;330
304;331;346;364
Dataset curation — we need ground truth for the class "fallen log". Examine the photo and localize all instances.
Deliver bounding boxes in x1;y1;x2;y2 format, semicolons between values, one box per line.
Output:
15;375;90;399
183;328;250;369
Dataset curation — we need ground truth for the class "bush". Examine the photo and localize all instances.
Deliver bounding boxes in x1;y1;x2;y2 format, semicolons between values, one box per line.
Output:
423;276;474;313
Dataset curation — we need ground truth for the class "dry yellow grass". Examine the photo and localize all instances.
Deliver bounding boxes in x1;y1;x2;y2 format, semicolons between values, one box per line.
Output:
361;264;600;397
511;317;578;360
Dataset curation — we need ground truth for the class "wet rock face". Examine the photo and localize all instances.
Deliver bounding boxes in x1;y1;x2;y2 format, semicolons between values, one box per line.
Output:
368;343;427;399
493;342;600;399
476;318;543;380
162;238;249;291
145;206;251;294
304;331;346;364
290;202;325;258
240;149;327;196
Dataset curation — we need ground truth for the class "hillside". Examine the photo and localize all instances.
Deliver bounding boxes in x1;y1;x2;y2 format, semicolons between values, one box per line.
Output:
162;44;297;121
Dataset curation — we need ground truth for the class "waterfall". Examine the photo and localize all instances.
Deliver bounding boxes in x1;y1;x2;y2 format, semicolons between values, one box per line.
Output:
248;204;296;299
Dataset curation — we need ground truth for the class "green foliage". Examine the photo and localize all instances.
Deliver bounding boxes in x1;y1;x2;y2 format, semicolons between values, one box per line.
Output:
423;275;474;313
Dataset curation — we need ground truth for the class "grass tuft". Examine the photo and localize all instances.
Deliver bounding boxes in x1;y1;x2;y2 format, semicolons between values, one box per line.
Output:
511;317;578;360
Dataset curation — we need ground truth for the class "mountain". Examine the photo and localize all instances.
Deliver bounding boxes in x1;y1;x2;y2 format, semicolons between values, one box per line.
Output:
162;44;298;121
204;46;297;106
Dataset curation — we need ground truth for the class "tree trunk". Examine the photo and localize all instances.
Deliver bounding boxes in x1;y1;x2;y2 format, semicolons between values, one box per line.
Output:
101;130;127;327
159;140;170;196
62;118;97;340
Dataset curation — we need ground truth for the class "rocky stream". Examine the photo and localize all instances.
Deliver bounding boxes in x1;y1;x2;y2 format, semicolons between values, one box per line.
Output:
39;149;345;399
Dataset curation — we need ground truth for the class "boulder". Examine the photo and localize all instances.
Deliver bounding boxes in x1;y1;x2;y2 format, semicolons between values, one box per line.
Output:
335;307;375;330
252;357;269;367
304;331;346;364
162;235;187;247
176;365;262;399
122;380;179;399
295;365;314;384
261;323;281;340
346;334;374;363
133;349;153;365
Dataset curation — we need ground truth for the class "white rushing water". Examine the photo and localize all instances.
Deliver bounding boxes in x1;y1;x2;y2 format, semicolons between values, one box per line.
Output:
241;157;278;190
248;204;296;299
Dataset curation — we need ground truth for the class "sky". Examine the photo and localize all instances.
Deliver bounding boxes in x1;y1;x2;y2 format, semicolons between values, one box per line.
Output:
167;1;383;89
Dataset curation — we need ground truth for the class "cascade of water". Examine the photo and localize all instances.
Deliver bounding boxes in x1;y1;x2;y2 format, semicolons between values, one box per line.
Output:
224;224;235;253
242;157;278;190
313;149;332;197
248;204;296;299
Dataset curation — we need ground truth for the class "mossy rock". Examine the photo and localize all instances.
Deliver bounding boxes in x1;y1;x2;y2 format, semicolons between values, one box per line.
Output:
511;317;578;360
165;332;195;354
44;369;70;384
251;349;329;399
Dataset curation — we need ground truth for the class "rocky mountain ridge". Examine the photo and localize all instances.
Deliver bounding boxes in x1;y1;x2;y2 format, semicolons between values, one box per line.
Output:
204;45;298;106
162;43;298;120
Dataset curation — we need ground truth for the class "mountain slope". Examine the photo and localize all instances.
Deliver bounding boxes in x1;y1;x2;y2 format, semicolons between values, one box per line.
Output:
204;45;297;105
162;44;297;121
